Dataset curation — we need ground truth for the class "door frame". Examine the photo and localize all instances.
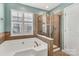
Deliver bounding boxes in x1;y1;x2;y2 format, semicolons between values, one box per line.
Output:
53;11;63;50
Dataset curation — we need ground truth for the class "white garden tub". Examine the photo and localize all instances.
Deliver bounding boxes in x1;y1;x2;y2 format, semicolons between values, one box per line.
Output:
0;37;48;56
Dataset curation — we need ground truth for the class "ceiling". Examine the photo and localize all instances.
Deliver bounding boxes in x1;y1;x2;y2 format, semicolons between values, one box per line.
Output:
21;3;60;11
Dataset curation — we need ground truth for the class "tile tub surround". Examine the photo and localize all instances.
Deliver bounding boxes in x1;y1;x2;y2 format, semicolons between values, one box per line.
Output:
5;32;11;40
0;32;35;42
4;32;36;41
0;32;11;43
11;35;36;40
0;32;5;43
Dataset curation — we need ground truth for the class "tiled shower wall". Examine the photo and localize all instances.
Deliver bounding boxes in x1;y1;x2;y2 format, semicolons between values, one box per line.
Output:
49;3;72;49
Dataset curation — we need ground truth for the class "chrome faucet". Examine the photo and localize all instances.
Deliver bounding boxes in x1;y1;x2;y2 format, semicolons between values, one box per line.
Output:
22;42;24;44
34;41;39;47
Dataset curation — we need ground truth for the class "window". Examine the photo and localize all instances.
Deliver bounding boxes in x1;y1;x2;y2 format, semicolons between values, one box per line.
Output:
11;10;33;36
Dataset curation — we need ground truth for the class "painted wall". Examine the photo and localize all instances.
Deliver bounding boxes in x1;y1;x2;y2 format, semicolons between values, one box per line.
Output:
4;3;47;32
49;3;72;49
0;3;4;33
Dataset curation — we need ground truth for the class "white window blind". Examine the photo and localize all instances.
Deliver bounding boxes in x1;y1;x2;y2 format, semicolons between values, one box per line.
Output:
11;9;33;36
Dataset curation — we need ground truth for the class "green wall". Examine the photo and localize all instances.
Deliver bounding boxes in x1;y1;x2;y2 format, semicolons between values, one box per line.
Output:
49;3;73;49
0;3;4;33
4;3;47;32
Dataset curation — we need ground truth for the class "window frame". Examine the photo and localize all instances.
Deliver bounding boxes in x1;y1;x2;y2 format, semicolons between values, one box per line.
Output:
11;9;34;36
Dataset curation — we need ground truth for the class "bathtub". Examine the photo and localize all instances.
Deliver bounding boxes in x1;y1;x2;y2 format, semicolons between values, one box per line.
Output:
0;37;48;56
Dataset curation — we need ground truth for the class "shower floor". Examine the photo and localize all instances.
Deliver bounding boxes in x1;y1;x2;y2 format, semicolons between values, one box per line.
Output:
53;51;69;56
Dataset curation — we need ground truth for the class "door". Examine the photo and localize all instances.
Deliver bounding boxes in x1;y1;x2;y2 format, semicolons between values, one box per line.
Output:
64;4;79;54
53;15;60;47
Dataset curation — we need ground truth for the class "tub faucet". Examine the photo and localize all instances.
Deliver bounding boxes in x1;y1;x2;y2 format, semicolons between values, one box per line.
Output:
34;41;39;47
22;42;24;44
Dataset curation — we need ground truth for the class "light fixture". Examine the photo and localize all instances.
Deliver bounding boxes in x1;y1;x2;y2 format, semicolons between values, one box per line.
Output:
46;5;48;9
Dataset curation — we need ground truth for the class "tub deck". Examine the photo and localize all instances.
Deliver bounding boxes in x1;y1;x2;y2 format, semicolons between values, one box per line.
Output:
0;37;48;56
